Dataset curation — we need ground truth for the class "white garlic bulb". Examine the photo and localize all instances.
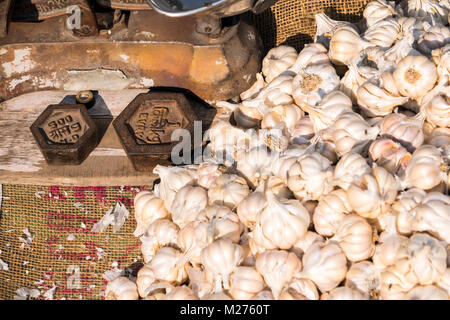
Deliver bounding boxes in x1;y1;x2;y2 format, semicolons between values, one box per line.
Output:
347;166;399;219
196;162;223;189
373;232;410;268
321;287;369;300
261;104;303;134
331;214;375;262
403;145;446;190
290;117;315;145
186;266;214;298
297;242;348;292
384;35;419;64
171;185;208;229
250;191;310;253
314;13;358;49
437;268;450;296
393;188;427;235
229;266;266;300
292;231;325;258
255;250;302;299
393;55;438;99
340;58;379;104
164;285;199;300
418;24;450;55
133;192;170;237
153;165;197;211
380;259;418;299
425;93;450;128
408;233;447;285
177;221;211;267
236;183;267;229
357;80;409;117
105;277;139;300
369;138;412;175
287;151;334;201
363;18;401;48
363;0;398;28
236;146;277;187
292;63;340;106
403;0;449;25
201;239;244;292
208;174;250;209
403;285;449;300
346;261;381;298
379;113;425;153
279;278;319;300
149;247;188;285
204;205;244;243
313;189;352;237
262;45;297;83
136;265;157;298
326;111;380;157
271;147;308;182
140;219;179;263
333;152;372;190
329;26;374;66
240;72;265;101
287;43;330;74
252;290;274;300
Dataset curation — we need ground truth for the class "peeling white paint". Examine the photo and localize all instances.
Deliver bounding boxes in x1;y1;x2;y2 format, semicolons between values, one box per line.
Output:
2;48;36;77
140;77;154;87
119;54;130;62
8;75;31;90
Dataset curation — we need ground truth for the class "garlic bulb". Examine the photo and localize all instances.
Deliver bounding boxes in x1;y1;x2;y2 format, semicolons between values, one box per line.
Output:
250;191;310;253
425;93;450;128
340;58;379;103
292;231;325;258
287;43;330;74
164;285;199;300
105;277;139;300
379;113;425;153
207;117;249;161
290;117;315;145
346;261;381;298
380;259;418;299
240;72;265;101
333;152;372;190
236;184;267;229
329;26;374;66
271;146;308;182
149;247;188;285
204;205;244;243
297;242;348;292
252;290;274;300
384;36;420;64
403;145;446;190
262;45;297;83
201;239;244;292
326;111;380;156
314;13;358;48
437;268;450;296
403;0;449;25
363;0;398;28
171;185;207;229
299;90;353;132
236;146;277;187
287;151;334;201
186;266;214;298
408;233;447;285
347;166;399;219
403;285;449;300
177;221;211;267
153;165;197;211
203;292;233;300
140;219;179;263
369;138;412;175
196;162;223;189
279;278;319;300
393;55;438;99
292;63;340;106
357;80;409;117
373;232;410;268
418;24;450;55
261;104;304;134
363;18;401;49
321;287;369;300
229;266;266;300
208;174;250;209
331;214;375;262
136;265;156;298
313;189;352;237
133;192;170;237
255;250;302;299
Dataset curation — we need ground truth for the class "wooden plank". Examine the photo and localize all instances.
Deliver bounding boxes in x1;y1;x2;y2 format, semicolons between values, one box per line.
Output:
0;89;170;186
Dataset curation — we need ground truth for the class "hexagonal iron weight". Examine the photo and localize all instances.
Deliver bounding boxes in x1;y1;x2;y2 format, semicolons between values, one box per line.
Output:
30;104;98;165
113;92;200;171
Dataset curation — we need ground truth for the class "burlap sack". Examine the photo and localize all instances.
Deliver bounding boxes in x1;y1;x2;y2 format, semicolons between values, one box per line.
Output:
0;0;371;300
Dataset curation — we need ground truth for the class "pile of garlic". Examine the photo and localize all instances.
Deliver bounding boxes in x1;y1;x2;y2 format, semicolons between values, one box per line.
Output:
106;0;450;300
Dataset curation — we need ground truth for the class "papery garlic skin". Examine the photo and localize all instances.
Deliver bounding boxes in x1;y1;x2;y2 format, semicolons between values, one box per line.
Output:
164;286;199;300
292;231;325;259
437;268;450;296
136;265;156;298
262;46;297;83
404;145;445;190
363;18;401;49
363;0;398;28
403;285;449;300
255;250;302;299
425;93;450;128
186;266;214;298
287;152;334;201
252;290;274;300
331;214;375;262
380;259;418;299
177;221;211;267
333;152;371;190
171;185;208;229
403;0;449;25
140;219;179;263
279;278;319;300
346;261;381;298
373;232;410;268
236;146;277;187
393;55;438;99
229;266;266;300
133;192;170;237
236;185;267;229
393;188;426;235
379;113;424;153
201;239;244;291
290;117;315;145
408;233;447;285
313;189;352;237
287;43;330;74
149;247;188;285
298;242;348;292
208;174;250;209
329;27;374;66
261;104;303;133
314;13;358;48
369;138;412;175
321;287;369;300
196;163;223;189
241;72;265;101
105;277;139;300
418;24;450;55
204;205;244;243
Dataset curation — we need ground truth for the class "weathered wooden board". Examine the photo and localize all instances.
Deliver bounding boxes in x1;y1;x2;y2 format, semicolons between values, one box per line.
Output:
0;89;173;186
